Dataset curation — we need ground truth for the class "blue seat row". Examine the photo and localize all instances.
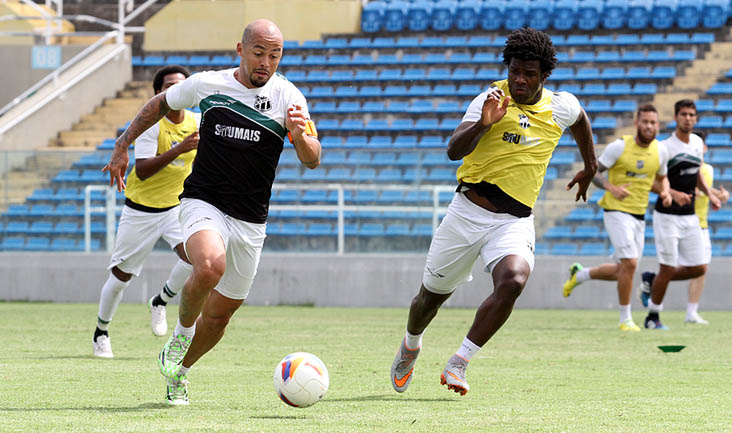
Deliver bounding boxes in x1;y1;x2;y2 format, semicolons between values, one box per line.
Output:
1;221;106;236
271;189;455;205
362;0;729;33
266;222;436;237
0;236;101;251
667;115;732;130
2;203;120;219
274;166;559;182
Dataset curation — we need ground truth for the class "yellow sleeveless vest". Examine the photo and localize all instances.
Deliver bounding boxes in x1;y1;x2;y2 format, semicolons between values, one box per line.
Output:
125;110;198;209
598;135;660;215
456;79;564;208
695;163;713;229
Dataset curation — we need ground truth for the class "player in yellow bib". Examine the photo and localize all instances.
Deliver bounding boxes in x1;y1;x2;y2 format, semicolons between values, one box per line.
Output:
686;132;729;324
561;104;671;331
390;28;598;396
92;65;200;359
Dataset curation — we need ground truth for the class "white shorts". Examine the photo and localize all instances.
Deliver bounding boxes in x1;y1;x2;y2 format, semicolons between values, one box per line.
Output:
701;228;712;264
652;210;707;267
180;198;266;300
109;205;183;276
422;192;535;295
603;210;645;261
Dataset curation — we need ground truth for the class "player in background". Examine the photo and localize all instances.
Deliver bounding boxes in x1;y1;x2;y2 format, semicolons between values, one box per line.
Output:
562;104;671;331
680;132;728;323
104;19;320;405
93;65;199;358
390;28;597;396
638;100;720;330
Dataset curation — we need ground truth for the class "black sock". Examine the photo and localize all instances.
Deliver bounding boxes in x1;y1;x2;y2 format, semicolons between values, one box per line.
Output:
151;294;167;307
647;312;659;320
94;327;108;342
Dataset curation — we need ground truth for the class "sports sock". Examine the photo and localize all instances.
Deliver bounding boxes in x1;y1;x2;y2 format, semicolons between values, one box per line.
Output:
174;319;196;338
455;337;480;362
405;331;422;350
686;303;699;318
619;304;632;322
160;259;193;303
93;327;108;342
97;272;130;331
576;268;591;283
648;300;663;313
178;365;190;377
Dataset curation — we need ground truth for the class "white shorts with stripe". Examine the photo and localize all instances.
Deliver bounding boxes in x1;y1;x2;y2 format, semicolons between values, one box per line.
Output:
701;228;712;264
422;192;535;295
109;205;184;276
602;210;645;261
180;198;266;300
652;210;707;267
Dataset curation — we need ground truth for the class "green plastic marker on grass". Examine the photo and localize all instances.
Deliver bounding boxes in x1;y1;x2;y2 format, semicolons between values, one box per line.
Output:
658;345;686;353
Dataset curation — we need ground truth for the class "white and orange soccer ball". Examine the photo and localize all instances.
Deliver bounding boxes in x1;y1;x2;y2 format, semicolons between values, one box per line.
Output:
273;352;329;408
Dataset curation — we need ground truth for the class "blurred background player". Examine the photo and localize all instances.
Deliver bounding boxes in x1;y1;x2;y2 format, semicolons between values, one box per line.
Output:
639;100;720;330
562;104;670;332
684;131;728;324
104;19;320;405
390;28;597;396
93;65;199;358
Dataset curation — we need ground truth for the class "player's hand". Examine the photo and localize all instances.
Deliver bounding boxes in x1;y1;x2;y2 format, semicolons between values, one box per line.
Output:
177;130;200;154
609;183;631;201
671;190;692;206
566;166;596;202
102;144;129;192
286;104;308;140
719;186;730;203
660;190;672;207
710;194;722;211
480;88;510;127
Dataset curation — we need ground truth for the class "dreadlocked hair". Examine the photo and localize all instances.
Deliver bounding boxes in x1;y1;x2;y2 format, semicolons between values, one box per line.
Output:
502;28;557;76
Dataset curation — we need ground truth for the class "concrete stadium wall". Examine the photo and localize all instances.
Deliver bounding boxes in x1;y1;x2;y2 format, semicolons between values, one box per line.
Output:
1;252;731;311
0;44;131;152
143;0;362;52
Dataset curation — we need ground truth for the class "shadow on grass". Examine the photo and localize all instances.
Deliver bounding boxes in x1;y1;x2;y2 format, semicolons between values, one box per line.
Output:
24;355;146;361
0;402;170;412
323;394;456;403
250;415;309;420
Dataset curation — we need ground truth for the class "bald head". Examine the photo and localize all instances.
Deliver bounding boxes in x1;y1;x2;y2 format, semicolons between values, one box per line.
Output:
241;19;283;45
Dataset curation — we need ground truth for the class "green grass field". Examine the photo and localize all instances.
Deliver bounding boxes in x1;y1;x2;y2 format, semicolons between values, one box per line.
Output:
1;303;730;433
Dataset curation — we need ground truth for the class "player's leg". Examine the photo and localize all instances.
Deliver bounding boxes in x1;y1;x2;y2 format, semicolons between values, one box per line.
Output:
677;219;710;324
93;266;132;358
616;258;640;331
645;211;678;329
686;275;709;324
181;290;243;368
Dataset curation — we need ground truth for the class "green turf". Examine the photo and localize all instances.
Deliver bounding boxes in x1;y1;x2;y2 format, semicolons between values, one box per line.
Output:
1;303;730;432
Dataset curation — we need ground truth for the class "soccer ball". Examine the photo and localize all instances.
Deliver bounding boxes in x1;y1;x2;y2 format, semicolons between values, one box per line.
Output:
273;352;329;408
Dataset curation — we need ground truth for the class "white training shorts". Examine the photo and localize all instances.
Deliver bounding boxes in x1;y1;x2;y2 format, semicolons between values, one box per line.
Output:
179;198;266;300
652;210;707;267
422;192;535;295
108;205;184;276
701;228;712;264
602;210;645;261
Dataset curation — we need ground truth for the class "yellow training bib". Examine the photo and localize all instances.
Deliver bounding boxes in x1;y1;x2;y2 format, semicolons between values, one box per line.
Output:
695;163;713;229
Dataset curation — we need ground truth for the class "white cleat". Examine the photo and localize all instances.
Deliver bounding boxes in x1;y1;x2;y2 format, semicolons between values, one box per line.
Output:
148;296;168;337
93;334;114;358
166;374;190;406
685;314;709;325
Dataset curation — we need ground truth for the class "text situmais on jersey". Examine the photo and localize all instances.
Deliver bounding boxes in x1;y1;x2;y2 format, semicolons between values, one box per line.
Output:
125;110;199;209
165;69;309;223
457;79;581;209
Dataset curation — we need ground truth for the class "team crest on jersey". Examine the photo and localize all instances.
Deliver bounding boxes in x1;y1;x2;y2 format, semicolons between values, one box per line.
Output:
518;114;530;129
636;160;644;169
254;95;272;112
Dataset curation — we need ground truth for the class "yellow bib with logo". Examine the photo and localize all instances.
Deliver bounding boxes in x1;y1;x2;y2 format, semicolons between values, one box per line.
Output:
456;79;564;208
695;163;713;229
125;110;198;209
598;135;660;215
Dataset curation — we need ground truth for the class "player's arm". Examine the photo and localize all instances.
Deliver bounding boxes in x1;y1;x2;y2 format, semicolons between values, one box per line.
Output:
697;170;721;210
712;186;730;204
287;104;320;170
135;131;200;180
651;175;672;207
591;163;630;200
103;92;172;191
566;109;598;201
447;87;509;160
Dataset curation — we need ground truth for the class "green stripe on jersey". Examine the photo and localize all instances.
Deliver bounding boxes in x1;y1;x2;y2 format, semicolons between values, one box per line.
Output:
199;94;286;139
668;153;701;168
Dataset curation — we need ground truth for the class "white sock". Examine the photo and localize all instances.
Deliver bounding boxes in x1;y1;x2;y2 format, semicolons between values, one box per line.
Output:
97;272;130;331
686;303;699;318
178;365;190;377
455;337;480;362
405;331;422;350
576;268;591;283
648;300;663;313
619;304;632;322
161;260;193;302
174;319;196;338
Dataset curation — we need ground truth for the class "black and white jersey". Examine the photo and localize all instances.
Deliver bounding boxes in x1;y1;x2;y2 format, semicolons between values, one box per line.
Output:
655;132;704;216
165;69;308;223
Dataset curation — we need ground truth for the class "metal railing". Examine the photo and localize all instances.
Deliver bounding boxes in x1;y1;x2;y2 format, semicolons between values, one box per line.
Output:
83;184;115;253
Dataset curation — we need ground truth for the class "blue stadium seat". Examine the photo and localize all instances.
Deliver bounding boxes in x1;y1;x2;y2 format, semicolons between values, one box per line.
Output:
576;67;600;81
572;225;601;240
627;0;651;29
328;56;352;67
632;83;657;95
24;237;50;251
545;226;573;239
131;56;142;66
385;1;409;31
28;221;53;235
430;0;456;31
406;1;432;31
593;117;617;129
362;1;386;32
359;223;385;237
455;0;480;30
702;0;727;28
393;135;418;148
706;133;730;147
612;100;638;113
600;67;625;80
577;0;602;30
372;151;397;165
578;242;607;256
566;208;596;221
652;66;676;79
626;66;652;79
478;0;504;30
602;0;627;29
651;0;677;29
5;221;29;235
49;237;80;251
550;243;579;255
528;0;552;30
1;236;25;251
348;37;371;49
691;32;714;44
365;119;390;131
386;223;411;236
279;55;302;67
142;55;165;67
552;0;577;30
188;56;210;66
643;244;657;257
503;0;528;30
